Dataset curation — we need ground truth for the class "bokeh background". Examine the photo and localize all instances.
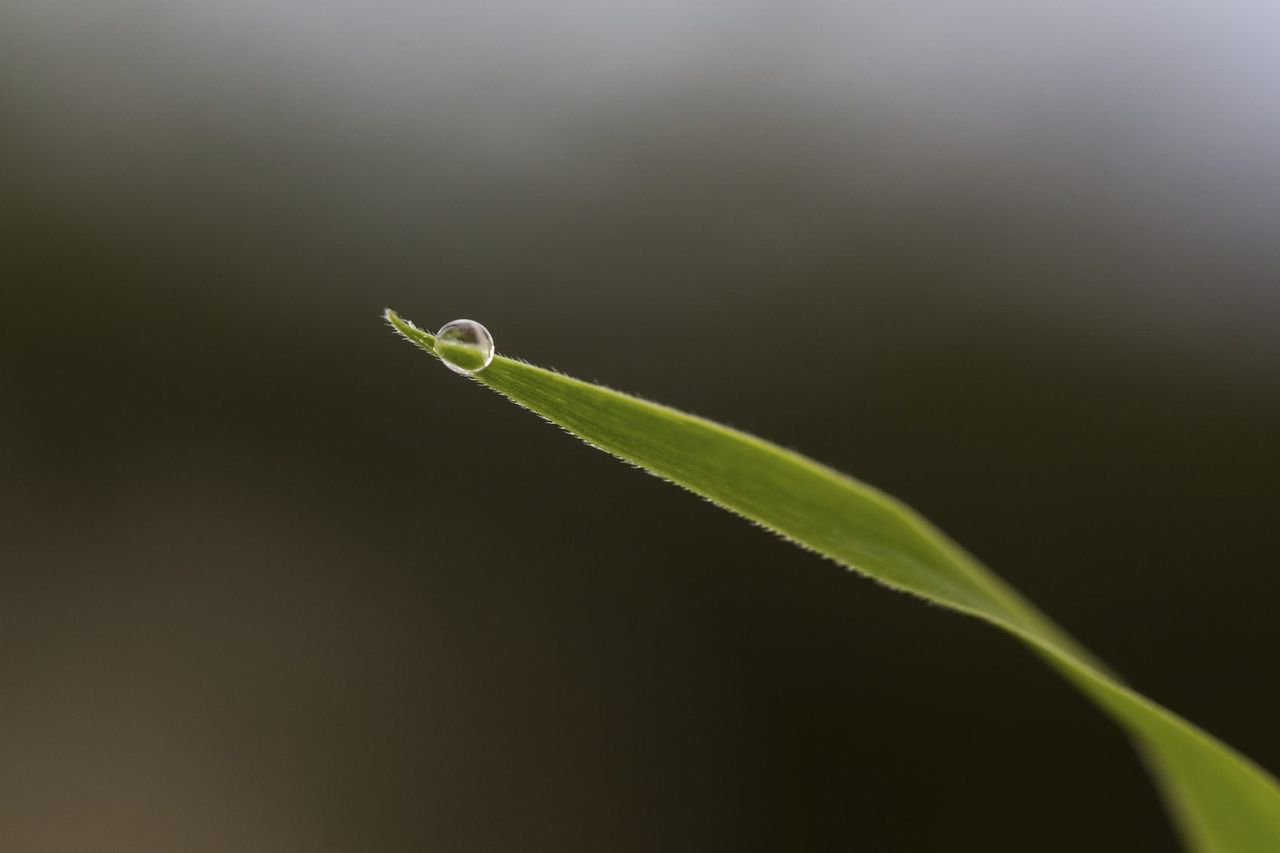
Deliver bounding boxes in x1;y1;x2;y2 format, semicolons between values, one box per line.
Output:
3;2;1279;850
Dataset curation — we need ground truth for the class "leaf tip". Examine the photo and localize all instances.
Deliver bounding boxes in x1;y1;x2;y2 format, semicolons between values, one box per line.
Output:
384;308;439;356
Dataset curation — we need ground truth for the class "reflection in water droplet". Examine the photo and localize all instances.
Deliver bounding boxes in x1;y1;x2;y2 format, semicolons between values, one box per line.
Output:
435;319;495;375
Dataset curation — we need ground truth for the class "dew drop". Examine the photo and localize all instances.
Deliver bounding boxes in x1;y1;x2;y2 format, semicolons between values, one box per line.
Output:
435;319;495;375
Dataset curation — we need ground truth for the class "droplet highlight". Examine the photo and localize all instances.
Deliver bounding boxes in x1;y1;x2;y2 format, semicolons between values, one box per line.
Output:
435;319;495;375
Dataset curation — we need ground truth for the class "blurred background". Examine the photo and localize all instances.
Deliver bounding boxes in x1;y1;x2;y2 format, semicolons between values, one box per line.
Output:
3;1;1279;850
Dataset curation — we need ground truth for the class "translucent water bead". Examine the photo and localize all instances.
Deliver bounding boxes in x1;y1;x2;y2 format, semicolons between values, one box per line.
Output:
435;319;495;375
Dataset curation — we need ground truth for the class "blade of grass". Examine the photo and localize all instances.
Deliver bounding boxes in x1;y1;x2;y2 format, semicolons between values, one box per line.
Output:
385;309;1280;852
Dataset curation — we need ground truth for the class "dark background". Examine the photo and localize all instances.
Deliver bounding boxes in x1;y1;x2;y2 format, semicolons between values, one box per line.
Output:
3;2;1278;850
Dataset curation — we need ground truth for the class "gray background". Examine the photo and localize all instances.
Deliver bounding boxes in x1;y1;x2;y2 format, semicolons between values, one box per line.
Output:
3;1;1279;849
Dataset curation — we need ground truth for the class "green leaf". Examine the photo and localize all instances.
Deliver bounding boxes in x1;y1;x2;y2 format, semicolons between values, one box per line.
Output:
385;309;1280;852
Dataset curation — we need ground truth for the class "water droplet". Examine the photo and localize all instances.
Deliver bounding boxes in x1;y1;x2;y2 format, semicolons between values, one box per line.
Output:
435;319;494;375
